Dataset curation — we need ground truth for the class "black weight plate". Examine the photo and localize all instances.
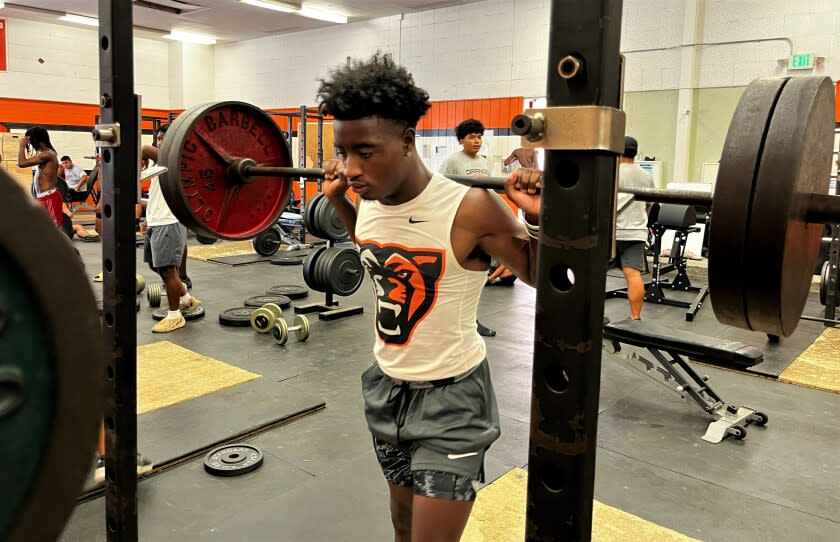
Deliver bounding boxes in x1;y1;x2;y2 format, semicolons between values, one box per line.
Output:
196;235;218;245
203;443;264;477
317;247;339;293
152;306;206;321
329;248;365;296
244;295;291;308
219;307;256;327
317;197;348;241
303;245;328;292
743;76;835;337
709;78;786;332
820;260;829;306
305;193;325;238
271;256;304;266
266;285;309;299
252;225;283;256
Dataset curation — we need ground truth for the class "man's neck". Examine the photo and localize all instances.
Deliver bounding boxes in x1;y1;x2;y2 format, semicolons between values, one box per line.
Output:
462;150;478;159
382;158;432;206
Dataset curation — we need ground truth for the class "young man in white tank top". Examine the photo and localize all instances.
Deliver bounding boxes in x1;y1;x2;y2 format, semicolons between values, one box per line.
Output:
317;53;541;542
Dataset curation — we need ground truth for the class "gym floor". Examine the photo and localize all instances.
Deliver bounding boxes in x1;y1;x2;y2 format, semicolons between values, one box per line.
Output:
60;237;840;542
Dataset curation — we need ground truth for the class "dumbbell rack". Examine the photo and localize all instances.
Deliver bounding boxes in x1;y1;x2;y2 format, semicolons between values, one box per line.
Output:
294;238;364;321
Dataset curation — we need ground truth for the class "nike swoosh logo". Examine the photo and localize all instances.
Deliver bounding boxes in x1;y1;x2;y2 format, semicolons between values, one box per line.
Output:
408;217;429;224
447;452;479;460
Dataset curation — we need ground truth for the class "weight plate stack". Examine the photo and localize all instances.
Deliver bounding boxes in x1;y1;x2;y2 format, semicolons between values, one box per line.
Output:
244;295;291;308
327;248;365;296
317;198;348;241
302;246;328;292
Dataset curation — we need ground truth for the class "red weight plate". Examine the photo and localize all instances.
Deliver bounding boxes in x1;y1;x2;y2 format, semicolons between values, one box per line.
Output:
744;76;835;337
160;102;293;240
709;78;786;331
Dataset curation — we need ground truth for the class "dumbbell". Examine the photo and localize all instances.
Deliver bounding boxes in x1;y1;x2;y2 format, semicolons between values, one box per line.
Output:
135;274;146;295
272;315;311;345
147;283;167;307
250;303;284;333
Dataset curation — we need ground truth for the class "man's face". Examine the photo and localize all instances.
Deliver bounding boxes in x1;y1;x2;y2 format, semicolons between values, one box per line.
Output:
460;132;482;156
334;117;411;202
61;159;73;170
156;130;166;147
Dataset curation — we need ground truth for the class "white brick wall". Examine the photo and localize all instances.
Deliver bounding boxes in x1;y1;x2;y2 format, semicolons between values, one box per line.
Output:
0;17;171;108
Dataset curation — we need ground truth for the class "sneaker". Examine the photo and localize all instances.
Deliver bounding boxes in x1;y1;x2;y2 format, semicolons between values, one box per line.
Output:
181;275;192;289
152;315;186;333
476;320;496;337
93;272;103;282
136;454;154;477
93;454;154;484
179;296;202;313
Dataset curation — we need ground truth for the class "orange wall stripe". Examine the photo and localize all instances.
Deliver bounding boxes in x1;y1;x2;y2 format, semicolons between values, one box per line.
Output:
0;97;169;130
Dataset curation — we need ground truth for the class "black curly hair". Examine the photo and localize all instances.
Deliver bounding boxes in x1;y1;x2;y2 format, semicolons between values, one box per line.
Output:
25;126;57;153
317;53;431;128
455;118;484;141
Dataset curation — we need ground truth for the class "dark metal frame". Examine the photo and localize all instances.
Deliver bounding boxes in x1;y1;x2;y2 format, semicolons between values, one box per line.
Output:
526;2;623;540
97;0;139;540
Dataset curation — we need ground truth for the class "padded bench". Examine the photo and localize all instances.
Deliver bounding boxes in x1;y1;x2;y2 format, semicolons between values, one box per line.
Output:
601;318;769;443
603;319;763;369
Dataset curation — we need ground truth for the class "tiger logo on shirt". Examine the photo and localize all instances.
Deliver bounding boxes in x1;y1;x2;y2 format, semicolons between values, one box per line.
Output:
357;240;445;346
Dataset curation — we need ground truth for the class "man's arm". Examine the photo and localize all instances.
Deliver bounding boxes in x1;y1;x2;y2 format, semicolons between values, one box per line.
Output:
321;159;359;241
455;169;541;287
142;144;159;163
17;138;49;168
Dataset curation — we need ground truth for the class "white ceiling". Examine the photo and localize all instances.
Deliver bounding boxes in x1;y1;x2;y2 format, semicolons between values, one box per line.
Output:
1;0;480;41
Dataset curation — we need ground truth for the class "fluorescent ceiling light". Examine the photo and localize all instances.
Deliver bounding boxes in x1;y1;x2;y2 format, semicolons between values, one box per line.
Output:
300;6;347;24
59;14;100;27
239;0;298;13
240;0;347;24
0;3;6;9
163;30;217;45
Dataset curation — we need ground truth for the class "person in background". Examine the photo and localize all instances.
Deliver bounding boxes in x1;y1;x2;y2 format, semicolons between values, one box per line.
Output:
614;136;655;320
439;119;497;337
17;127;62;228
60;155;90;205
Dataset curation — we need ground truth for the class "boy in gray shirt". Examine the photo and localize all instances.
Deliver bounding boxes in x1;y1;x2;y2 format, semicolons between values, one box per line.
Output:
614;136;655;319
440;119;496;337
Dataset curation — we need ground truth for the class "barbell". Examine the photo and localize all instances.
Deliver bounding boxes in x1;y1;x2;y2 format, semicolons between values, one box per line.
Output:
157;76;838;338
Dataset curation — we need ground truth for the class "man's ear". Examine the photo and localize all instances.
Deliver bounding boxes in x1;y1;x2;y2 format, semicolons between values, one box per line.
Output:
402;127;416;155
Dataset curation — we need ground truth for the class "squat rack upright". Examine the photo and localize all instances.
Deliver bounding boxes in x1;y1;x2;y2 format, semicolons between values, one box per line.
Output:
95;1;623;540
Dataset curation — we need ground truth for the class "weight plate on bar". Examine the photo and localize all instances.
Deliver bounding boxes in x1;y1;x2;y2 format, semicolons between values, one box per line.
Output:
203;443;264;477
147;282;163;307
304;194;323;238
250;307;277;333
252;225;283;256
135;274;146;294
820;261;830;306
266;285;309;299
244;295;291;308
294;314;310;342
709;78;785;332
317;197;348;241
744;76;835;337
317;247;339;293
0;168;102;541
271;320;289;345
159;101;294;240
328;248;365;297
271;256;304;266
303;246;328;292
219;307;255;327
152;306;206;321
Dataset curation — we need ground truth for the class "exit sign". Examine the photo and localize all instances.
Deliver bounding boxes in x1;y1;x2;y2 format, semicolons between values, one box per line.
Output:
790;53;815;70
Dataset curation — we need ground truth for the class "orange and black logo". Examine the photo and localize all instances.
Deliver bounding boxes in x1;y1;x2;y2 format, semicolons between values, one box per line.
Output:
358;240;445;346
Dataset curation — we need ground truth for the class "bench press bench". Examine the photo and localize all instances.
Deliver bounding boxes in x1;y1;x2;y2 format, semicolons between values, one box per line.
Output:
602;318;769;443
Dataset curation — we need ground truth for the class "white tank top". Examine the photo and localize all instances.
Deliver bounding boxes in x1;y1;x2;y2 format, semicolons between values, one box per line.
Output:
355;173;487;381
